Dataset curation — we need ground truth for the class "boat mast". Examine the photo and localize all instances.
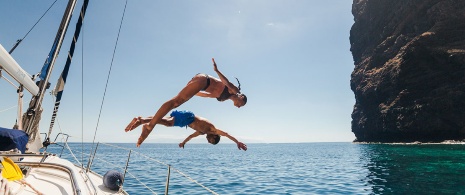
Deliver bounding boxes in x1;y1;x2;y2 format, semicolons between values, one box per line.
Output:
45;0;90;147
23;0;78;142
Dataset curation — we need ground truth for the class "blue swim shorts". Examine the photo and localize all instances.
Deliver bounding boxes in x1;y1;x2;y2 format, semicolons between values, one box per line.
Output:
170;110;195;128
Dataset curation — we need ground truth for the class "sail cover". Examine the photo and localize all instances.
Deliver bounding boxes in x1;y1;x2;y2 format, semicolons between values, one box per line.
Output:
0;127;29;154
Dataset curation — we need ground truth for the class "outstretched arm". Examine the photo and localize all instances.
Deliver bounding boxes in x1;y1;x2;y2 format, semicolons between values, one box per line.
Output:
215;129;247;151
179;131;202;148
212;58;240;94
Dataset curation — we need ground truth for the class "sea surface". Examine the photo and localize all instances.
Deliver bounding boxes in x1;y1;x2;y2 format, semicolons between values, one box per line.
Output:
46;142;465;194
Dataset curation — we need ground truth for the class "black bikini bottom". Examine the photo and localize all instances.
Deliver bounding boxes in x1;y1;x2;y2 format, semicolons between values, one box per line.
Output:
196;73;210;91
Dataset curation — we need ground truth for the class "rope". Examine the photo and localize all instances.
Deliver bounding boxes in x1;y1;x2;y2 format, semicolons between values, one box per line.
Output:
170;168;219;195
128;150;218;194
118;147;169;167
90;0;128;152
0;105;17;113
81;0;86;169
8;0;59;54
123;170;159;194
99;142;131;151
64;142;83;167
49;95;65;136
60;142;218;194
18;180;43;195
0;70;19;89
106;144;218;194
66;144;159;194
67;147;126;171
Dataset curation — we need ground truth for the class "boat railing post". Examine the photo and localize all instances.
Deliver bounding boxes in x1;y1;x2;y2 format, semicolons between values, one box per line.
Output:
59;134;70;157
39;153;49;164
122;149;132;188
86;142;99;172
165;165;171;195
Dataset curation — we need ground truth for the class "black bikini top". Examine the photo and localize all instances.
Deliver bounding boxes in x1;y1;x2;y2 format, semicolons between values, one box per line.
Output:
216;87;234;102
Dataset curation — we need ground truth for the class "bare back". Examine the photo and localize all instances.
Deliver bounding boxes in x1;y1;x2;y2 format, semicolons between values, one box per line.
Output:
187;116;217;135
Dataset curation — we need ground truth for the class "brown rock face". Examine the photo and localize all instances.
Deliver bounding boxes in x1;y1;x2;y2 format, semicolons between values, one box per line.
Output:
350;0;465;142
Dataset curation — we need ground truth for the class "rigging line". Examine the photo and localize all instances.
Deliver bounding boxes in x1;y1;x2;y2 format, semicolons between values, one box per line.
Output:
47;0;89;140
81;12;85;169
0;105;17;113
9;0;59;54
0;73;19;89
123;171;159;194
0;71;19;89
90;0;128;146
50;95;64;136
132;148;218;194
64;142;83;166
42;95;64;153
90;143;218;194
171;168;219;195
128;147;169;167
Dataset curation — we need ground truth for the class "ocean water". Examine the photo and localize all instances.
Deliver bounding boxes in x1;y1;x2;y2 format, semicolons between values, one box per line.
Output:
46;143;465;194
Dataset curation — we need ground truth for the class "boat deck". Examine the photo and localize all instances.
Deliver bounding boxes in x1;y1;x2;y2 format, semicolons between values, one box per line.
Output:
4;154;127;195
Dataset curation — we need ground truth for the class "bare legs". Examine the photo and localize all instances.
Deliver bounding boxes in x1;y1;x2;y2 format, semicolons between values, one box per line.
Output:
123;116;175;147
128;76;207;147
126;76;206;131
148;78;206;125
125;116;176;132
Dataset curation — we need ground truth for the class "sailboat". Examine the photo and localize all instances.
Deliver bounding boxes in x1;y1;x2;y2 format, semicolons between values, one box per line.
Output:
0;0;131;194
1;1;222;194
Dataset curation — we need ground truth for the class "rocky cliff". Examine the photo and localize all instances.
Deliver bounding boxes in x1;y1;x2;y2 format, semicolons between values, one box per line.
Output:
350;0;465;142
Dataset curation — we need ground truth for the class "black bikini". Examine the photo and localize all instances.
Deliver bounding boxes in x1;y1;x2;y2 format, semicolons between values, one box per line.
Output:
198;73;210;91
216;87;233;102
197;73;233;101
203;75;210;91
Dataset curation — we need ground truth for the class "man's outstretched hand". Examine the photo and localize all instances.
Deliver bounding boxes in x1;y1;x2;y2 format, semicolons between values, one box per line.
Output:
179;142;185;149
237;142;247;151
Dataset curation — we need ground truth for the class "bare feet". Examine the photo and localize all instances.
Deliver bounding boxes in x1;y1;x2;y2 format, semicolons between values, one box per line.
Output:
125;117;142;132
136;124;153;147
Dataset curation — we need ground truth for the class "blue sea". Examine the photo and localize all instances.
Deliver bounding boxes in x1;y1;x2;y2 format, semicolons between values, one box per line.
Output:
46;142;465;194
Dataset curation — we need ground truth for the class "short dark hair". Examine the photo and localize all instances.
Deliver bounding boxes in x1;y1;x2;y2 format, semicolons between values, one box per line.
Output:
207;134;221;145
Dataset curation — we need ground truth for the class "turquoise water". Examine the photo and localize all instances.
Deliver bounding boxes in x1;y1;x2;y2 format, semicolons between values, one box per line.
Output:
47;143;465;194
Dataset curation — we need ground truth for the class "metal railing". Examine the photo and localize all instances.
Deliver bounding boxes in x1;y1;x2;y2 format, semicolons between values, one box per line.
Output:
2;153;82;195
53;141;219;195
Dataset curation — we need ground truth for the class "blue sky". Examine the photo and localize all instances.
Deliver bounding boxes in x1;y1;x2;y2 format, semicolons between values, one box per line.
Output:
0;0;355;144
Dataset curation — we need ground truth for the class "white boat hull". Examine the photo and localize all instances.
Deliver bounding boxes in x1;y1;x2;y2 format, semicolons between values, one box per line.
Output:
5;154;127;195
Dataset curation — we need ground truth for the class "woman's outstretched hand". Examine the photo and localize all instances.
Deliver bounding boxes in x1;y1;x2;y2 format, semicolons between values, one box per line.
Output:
212;58;219;72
